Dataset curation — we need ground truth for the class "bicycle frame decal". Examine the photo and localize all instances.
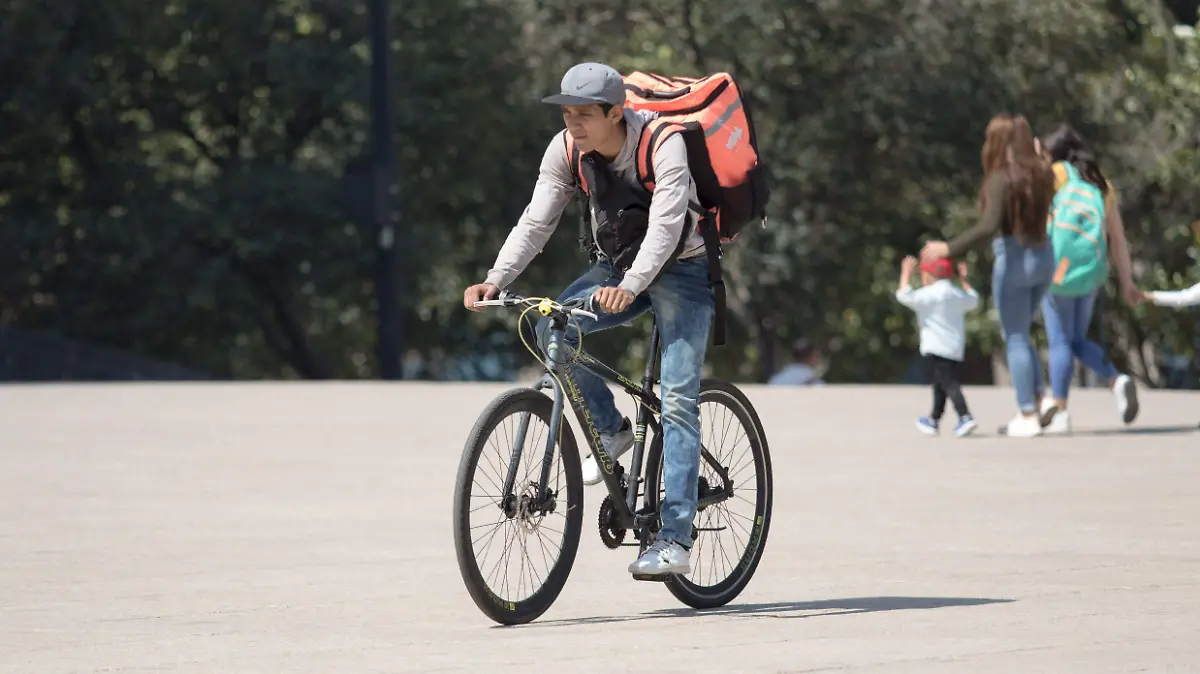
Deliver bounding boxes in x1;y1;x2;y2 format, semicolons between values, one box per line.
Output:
558;361;613;475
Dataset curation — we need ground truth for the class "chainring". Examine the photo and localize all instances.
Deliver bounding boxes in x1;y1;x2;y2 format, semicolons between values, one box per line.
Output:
597;495;626;549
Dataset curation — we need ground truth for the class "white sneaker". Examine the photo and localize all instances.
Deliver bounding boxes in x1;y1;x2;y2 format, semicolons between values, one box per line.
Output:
1005;414;1043;438
1044;410;1072;434
628;539;691;576
1038;396;1059;428
1112;374;1139;425
581;418;634;485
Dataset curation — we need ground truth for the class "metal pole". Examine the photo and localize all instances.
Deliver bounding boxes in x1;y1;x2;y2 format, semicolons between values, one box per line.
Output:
369;0;402;379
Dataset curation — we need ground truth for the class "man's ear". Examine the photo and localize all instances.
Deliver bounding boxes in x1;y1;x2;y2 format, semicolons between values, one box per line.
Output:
609;106;623;123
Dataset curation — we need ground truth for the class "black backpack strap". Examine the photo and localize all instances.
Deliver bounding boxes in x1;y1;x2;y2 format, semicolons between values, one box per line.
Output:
566;135;597;260
690;203;726;347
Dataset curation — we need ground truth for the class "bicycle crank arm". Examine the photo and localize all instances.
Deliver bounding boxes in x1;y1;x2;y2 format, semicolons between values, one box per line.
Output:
696;488;733;510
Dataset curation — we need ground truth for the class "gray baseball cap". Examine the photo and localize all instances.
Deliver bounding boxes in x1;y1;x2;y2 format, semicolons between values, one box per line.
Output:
541;62;627;107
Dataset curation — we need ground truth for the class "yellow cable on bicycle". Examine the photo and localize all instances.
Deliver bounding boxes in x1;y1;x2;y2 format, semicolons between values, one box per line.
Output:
512;295;653;445
514;297;578;449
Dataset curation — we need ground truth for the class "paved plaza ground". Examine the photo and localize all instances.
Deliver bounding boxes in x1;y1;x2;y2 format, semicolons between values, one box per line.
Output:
2;382;1198;673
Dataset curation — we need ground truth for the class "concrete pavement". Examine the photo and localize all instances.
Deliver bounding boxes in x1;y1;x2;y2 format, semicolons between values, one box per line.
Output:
1;382;1198;673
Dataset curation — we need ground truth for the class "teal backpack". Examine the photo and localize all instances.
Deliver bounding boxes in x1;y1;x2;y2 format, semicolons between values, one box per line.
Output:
1048;161;1108;296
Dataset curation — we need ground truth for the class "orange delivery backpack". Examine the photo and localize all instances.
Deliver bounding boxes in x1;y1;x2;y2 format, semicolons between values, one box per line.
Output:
563;71;770;346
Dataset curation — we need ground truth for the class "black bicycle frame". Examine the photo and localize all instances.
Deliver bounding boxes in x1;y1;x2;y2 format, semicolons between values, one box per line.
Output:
498;311;733;535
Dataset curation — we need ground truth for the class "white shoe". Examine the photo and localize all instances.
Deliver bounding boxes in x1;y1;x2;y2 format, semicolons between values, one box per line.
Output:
628;539;691;576
1038;396;1059;428
1005;414;1043;438
1044;410;1071;434
581;418;634;485
1112;374;1139;425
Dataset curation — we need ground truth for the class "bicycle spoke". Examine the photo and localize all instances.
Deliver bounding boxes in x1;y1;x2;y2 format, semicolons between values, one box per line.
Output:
472;518;507;560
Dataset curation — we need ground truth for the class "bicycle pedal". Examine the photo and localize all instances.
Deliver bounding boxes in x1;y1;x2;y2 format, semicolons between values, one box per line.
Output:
632;573;670;583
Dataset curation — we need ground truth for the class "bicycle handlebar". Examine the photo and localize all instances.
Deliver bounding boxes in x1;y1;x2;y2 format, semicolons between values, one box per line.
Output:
473;290;598;321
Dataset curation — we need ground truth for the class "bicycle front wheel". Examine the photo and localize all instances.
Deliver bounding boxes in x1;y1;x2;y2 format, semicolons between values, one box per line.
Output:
645;378;773;609
452;387;583;625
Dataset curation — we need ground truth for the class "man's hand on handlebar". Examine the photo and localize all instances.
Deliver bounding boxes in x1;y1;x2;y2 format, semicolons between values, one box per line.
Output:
593;286;635;314
464;283;499;311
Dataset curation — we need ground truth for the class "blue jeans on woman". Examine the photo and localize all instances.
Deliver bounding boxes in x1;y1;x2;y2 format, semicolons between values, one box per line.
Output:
1042;291;1118;400
535;257;714;547
992;237;1055;413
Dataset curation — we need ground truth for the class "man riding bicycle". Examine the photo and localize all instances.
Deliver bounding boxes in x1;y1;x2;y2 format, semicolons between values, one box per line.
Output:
463;62;713;576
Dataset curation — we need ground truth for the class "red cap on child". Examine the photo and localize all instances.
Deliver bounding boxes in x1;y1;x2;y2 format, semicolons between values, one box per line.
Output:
920;258;955;279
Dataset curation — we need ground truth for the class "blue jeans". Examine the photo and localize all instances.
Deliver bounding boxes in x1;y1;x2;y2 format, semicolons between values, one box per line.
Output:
536;257;714;546
992;237;1055;413
1042;291;1118;400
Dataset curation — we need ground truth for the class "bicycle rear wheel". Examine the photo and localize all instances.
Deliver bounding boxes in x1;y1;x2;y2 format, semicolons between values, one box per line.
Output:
645;378;773;609
452;387;583;625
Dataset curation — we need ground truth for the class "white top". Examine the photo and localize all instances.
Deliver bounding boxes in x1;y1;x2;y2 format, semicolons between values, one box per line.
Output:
895;279;979;361
1147;282;1200;308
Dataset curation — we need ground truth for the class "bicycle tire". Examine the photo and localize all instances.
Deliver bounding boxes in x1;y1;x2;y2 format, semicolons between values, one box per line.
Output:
452;387;583;625
645;378;773;609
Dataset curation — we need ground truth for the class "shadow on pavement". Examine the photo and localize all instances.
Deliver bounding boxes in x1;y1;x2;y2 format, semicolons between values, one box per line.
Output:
512;595;1014;628
994;423;1199;437
1072;424;1200;437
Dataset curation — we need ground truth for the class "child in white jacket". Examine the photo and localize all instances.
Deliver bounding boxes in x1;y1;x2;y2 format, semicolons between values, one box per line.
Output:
896;255;981;437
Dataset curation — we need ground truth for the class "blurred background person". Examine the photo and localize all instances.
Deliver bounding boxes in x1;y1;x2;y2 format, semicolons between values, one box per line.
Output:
768;338;827;386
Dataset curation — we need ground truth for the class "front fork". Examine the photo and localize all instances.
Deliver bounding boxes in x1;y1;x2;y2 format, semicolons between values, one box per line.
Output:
501;323;569;510
501;318;655;515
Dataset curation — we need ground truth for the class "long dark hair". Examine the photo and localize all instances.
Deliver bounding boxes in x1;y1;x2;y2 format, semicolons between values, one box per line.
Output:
1040;124;1109;197
980;114;1055;244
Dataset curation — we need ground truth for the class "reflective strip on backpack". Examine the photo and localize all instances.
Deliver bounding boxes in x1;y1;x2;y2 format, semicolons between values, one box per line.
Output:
703;97;744;139
1052;221;1103;260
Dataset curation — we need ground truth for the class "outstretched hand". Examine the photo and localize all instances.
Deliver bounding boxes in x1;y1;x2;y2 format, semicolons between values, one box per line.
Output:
1122;284;1144;307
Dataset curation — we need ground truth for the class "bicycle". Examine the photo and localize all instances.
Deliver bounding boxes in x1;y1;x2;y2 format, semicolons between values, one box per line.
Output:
452;290;774;625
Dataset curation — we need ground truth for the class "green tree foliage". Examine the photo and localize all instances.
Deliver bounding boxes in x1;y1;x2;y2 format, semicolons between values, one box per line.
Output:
1;0;1197;384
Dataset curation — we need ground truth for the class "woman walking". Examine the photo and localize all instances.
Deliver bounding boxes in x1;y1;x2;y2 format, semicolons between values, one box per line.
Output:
921;114;1057;437
1036;124;1140;433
